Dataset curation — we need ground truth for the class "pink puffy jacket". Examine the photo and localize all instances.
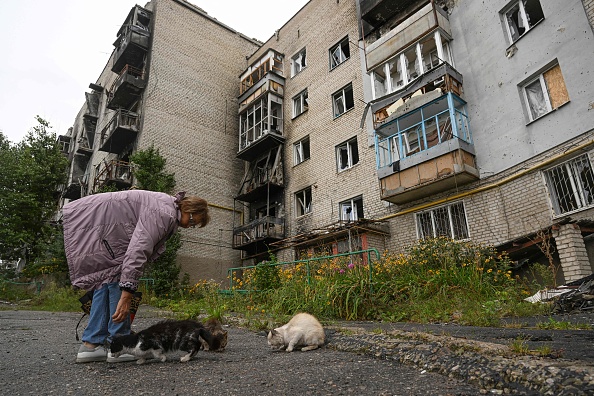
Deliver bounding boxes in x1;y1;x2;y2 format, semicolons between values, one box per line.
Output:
63;190;181;291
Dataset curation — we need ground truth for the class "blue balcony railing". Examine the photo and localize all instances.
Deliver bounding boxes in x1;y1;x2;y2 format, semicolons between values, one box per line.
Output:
375;92;471;170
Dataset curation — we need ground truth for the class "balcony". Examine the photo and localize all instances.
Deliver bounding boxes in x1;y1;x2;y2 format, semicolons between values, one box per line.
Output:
63;183;82;200
236;148;284;202
375;92;478;204
237;93;284;161
239;49;284;96
76;136;93;156
57;135;70;157
93;160;133;192
360;0;420;31
111;6;151;73
99;110;139;154
106;65;146;110
364;1;451;71
232;216;285;250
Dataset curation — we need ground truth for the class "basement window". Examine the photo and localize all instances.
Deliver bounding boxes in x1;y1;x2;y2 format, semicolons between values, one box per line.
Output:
339;196;364;222
336;137;359;172
332;83;354;118
521;63;569;122
502;0;545;43
416;202;469;240
544;154;594;216
295;187;312;217
329;36;350;70
291;48;307;77
294;136;310;166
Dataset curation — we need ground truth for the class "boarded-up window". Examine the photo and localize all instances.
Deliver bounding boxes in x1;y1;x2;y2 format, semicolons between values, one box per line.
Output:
522;63;569;122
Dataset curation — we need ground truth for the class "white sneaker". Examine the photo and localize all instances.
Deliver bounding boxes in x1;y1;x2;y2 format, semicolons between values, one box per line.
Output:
76;344;107;363
107;352;138;363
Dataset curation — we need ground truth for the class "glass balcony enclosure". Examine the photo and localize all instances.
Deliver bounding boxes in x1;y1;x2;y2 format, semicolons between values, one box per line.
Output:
375;92;470;170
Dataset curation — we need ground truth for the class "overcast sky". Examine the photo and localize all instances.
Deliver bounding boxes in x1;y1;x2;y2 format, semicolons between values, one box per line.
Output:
0;0;309;144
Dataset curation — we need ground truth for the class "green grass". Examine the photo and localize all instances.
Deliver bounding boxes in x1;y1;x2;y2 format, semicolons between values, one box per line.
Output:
1;238;565;329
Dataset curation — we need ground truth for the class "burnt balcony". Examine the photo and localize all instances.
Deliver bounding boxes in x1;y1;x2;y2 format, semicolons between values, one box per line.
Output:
57;135;70;157
232;216;285;251
240;49;284;97
63;182;82;201
76;136;93;156
359;0;420;31
375;92;478;204
364;1;451;71
99;110;139;154
238;94;284;161
112;16;150;73
106;65;146;110
93;160;133;192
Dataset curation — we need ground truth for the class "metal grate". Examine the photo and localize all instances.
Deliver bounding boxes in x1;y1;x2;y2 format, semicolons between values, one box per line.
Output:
416;201;469;240
545;154;594;215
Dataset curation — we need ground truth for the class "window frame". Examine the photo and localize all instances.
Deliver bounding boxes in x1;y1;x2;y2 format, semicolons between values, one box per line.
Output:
292;89;308;118
332;83;354;118
336;137;359;172
544;154;594;216
339;195;364;222
295;186;313;217
521;63;569;123
291;48;307;77
502;0;545;44
415;201;470;241
293;136;311;166
329;36;350;70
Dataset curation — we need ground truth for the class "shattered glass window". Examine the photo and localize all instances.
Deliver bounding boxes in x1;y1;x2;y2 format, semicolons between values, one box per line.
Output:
504;0;544;42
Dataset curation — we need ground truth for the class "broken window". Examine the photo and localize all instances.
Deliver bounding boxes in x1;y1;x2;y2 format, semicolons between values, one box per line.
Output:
369;31;453;99
295;187;312;217
336;137;359;172
291;48;307;77
333;84;354;118
292;89;308;118
339;196;364;222
545;154;594;216
294;136;310;166
416;202;469;240
329;36;350;70
522;63;569;122
503;0;544;42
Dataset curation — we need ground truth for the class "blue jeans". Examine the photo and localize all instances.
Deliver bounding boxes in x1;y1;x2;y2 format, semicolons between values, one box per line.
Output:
82;282;130;345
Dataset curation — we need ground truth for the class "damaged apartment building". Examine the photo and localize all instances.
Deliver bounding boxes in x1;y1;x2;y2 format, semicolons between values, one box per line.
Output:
58;0;594;285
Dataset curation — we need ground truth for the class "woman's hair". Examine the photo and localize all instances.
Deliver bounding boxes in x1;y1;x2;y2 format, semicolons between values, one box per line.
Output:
179;196;210;228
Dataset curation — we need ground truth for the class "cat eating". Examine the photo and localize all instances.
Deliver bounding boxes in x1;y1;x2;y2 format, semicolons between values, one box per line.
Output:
200;318;228;351
110;319;226;364
267;312;325;352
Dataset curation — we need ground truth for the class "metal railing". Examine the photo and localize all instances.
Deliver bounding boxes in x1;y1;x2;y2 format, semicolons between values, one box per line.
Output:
223;248;381;294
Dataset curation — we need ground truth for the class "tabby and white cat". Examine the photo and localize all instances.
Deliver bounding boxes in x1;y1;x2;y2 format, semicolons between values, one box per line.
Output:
267;312;325;352
110;319;225;364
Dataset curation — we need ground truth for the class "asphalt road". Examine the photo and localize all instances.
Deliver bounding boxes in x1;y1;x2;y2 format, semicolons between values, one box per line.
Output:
0;310;482;396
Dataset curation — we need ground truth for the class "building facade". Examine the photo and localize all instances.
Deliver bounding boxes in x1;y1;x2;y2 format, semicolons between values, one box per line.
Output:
59;0;594;285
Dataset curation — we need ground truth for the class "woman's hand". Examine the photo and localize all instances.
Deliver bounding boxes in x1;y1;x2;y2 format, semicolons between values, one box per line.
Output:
112;290;133;323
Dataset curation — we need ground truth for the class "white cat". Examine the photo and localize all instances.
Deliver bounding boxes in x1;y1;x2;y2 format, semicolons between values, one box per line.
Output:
267;312;325;352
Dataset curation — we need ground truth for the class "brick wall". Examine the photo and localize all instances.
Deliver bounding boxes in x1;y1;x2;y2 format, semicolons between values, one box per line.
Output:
139;0;260;283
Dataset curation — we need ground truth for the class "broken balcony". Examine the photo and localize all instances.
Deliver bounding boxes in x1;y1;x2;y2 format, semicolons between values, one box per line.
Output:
232;216;285;251
99;110;139;154
375;91;479;204
239;49;284;97
111;7;151;73
57;135;70;157
236;147;284;202
359;0;421;31
363;1;451;72
106;65;146;110
93;160;133;192
237;93;284;162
